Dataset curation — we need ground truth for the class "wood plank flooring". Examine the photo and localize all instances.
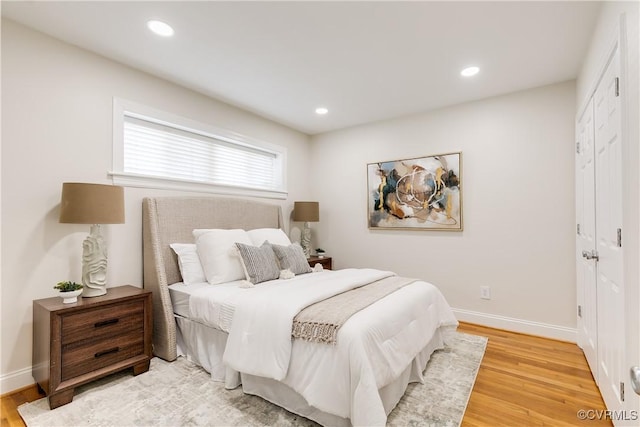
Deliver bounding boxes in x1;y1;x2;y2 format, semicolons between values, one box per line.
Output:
1;322;609;426
459;322;610;426
1;385;44;427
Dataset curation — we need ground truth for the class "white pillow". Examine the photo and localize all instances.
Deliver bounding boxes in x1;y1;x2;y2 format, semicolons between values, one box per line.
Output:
247;228;292;246
194;229;252;285
193;228;220;238
169;243;206;285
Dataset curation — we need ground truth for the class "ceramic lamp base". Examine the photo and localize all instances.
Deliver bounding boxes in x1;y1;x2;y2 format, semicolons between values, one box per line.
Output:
82;224;108;297
301;221;312;258
82;286;107;298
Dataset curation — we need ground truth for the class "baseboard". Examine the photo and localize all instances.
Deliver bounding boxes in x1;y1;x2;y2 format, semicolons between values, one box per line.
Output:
0;366;34;395
452;308;577;343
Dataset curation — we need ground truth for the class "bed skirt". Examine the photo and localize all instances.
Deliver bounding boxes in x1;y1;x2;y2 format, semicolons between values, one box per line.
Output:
175;314;447;426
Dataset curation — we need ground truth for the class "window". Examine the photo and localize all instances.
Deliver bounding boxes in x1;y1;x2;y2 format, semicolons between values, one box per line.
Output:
111;98;287;199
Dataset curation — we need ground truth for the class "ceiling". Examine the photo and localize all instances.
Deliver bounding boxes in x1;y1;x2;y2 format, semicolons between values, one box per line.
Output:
2;1;601;135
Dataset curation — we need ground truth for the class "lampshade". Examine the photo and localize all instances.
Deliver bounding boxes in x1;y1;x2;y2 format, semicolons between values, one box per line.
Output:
293;201;319;222
59;183;125;224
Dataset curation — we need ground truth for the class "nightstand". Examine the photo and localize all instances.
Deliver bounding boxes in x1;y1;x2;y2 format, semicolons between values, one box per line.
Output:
308;256;332;270
32;285;152;409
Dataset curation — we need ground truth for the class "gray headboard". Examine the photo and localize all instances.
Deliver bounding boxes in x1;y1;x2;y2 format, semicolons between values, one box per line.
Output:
142;196;284;361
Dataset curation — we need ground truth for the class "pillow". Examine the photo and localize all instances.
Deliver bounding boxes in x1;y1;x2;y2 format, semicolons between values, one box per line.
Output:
193;228;223;238
169;243;206;285
235;241;280;284
271;243;312;275
194;229;252;285
247;228;292;247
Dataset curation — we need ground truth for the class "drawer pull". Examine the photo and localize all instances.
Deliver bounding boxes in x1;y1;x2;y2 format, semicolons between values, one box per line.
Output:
94;347;120;358
94;318;119;328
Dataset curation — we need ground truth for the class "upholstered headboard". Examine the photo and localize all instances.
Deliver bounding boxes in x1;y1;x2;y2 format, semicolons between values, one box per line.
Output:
142;196;284;361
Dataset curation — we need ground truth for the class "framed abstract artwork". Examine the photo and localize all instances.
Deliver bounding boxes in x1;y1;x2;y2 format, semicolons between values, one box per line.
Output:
367;152;462;231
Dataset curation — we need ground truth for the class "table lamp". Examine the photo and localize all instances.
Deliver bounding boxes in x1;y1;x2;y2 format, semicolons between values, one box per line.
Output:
59;183;125;297
293;201;319;258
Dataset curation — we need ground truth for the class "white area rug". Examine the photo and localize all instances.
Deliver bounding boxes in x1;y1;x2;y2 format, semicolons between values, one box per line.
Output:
19;332;487;427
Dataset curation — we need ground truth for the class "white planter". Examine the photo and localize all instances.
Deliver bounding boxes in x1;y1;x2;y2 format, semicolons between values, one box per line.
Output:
59;289;83;304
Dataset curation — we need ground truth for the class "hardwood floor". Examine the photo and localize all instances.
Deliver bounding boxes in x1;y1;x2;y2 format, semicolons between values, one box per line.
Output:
1;322;609;426
1;385;44;427
459;322;610;426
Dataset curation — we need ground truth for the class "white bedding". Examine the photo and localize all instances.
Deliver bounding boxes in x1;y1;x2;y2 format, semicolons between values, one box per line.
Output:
186;268;458;426
223;268;395;380
168;282;207;319
170;279;249;331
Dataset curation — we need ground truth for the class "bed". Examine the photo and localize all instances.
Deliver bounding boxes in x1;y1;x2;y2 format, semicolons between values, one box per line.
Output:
142;196;458;426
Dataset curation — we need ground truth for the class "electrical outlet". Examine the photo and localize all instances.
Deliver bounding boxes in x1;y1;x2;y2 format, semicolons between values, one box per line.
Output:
480;286;491;300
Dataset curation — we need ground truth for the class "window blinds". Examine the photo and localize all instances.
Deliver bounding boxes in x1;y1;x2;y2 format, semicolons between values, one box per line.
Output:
123;115;280;191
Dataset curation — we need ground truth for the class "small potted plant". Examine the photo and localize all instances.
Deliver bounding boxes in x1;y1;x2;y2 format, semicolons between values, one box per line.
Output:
54;281;83;304
315;248;326;258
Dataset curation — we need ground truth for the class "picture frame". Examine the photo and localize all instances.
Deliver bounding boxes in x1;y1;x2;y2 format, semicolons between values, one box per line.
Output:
367;151;462;231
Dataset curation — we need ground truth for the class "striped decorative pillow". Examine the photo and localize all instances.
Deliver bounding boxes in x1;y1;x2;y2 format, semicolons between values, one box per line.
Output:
235;241;280;284
272;243;312;275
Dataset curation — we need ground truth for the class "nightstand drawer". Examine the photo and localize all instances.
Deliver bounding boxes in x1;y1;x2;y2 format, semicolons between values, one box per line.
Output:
61;300;144;345
308;256;332;270
61;329;144;381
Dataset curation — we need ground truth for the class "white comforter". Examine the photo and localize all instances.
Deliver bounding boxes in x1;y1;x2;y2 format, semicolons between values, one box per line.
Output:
224;268;394;379
190;269;458;425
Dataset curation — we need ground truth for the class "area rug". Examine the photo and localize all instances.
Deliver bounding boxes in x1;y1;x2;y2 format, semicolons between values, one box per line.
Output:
19;332;487;427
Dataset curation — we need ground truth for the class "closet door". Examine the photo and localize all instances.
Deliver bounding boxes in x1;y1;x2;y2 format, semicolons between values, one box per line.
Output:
576;98;598;380
594;45;625;417
576;41;628;420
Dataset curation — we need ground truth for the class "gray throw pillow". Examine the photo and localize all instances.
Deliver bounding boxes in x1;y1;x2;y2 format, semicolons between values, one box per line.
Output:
235;241;280;284
271;243;312;275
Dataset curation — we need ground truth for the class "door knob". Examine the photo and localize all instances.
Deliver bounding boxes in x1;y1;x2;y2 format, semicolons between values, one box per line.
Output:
631;366;640;395
582;250;599;261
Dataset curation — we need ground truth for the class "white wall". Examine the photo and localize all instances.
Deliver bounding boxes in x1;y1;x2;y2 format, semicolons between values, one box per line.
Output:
576;1;639;416
310;81;577;338
0;19;312;393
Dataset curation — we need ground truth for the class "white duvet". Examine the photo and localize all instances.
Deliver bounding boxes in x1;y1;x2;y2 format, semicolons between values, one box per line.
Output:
189;268;458;426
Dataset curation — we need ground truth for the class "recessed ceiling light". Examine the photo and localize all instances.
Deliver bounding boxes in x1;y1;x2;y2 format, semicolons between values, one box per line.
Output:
315;107;329;115
460;66;480;77
147;20;174;37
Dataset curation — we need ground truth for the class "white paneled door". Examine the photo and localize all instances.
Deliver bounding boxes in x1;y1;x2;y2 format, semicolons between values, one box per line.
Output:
593;45;625;417
576;97;598;380
577;43;627;423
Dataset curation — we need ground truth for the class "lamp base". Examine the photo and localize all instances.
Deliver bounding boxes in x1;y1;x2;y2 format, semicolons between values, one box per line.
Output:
82;286;107;298
81;224;109;297
301;221;312;258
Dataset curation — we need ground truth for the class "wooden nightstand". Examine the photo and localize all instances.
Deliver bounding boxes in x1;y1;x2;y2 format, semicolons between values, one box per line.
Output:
32;285;152;409
308;256;332;270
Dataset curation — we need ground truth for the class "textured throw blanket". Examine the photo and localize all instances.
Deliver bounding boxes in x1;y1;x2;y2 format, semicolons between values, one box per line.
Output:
292;276;417;344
